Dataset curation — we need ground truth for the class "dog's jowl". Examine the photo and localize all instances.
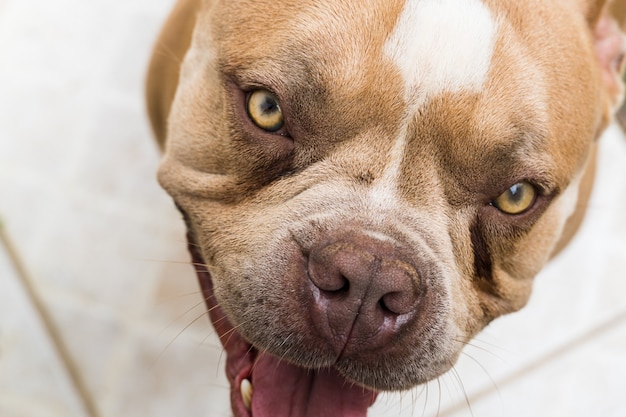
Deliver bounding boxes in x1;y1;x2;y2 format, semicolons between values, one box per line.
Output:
146;0;625;415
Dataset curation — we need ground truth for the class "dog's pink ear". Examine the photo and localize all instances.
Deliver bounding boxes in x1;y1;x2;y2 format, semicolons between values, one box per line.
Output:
582;0;610;26
584;0;626;123
608;1;626;30
584;1;626;30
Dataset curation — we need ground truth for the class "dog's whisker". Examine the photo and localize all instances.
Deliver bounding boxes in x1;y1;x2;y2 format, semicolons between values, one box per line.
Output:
265;333;296;375
200;295;218;309
216;349;227;381
404;387;415;417
404;386;419;417
435;377;443;417
204;301;223;314
215;320;251;373
397;386;418;417
207;315;230;330
193;306;223;347
244;343;256;359
186;240;203;249
191;263;210;270
154;42;184;66
414;383;427;417
399;384;422;417
198;322;222;348
274;333;294;360
453;336;508;364
220;320;251;349
422;382;430;417
449;365;475;417
413;385;426;417
240;337;262;375
457;335;503;350
153;309;216;366
249;349;265;376
157;296;213;338
133;257;196;265
176;308;215;338
458;350;501;401
155;290;203;305
198;332;224;351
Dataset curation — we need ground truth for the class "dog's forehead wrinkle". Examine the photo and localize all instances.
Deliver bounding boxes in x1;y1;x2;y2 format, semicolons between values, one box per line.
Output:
362;0;502;208
394;89;554;205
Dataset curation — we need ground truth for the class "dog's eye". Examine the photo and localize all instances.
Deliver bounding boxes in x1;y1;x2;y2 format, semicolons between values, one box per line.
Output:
246;89;284;132
493;181;537;215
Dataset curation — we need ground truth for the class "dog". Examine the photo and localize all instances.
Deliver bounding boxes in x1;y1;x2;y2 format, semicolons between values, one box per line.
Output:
146;0;626;415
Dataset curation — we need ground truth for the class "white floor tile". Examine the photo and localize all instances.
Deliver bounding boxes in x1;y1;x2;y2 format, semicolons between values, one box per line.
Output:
442;313;626;417
108;331;230;417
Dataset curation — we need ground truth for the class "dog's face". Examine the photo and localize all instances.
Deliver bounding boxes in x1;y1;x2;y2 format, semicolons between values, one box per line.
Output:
157;0;623;414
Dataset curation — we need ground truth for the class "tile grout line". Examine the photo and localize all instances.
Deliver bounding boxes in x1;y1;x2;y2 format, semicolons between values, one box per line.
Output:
438;306;626;416
0;218;101;417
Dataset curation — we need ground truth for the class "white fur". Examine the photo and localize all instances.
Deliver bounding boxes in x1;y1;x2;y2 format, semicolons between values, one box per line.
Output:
552;165;584;241
368;127;409;209
370;0;498;208
384;0;497;104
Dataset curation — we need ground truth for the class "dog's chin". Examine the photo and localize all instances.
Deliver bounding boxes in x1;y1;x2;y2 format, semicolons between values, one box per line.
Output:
188;234;378;417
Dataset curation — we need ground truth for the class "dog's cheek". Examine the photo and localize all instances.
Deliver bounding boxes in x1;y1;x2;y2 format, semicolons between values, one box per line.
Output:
473;190;581;320
443;214;504;338
458;215;544;324
209;234;338;366
229;129;295;189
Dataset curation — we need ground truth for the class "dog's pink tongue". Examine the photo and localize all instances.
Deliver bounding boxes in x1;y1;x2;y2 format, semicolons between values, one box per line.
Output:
251;354;377;417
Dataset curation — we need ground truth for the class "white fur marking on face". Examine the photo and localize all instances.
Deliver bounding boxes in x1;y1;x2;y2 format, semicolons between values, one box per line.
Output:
384;0;497;104
368;127;410;208
369;0;498;208
554;167;584;236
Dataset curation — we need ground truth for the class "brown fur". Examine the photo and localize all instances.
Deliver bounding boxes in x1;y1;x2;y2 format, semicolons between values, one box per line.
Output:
147;0;624;394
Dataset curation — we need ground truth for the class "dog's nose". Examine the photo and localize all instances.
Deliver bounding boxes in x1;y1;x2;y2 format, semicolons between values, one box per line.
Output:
306;231;421;357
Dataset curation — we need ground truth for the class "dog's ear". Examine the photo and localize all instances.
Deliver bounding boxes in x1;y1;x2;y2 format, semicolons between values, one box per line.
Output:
609;1;626;29
581;0;626;127
581;0;610;26
607;1;626;129
583;0;626;29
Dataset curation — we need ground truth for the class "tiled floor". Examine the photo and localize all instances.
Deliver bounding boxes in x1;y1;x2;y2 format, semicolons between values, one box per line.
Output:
1;1;625;416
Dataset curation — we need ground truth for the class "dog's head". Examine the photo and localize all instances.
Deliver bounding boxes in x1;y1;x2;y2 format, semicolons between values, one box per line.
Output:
157;0;624;415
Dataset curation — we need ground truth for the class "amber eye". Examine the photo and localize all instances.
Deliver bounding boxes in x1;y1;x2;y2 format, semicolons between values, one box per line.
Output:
493;182;537;215
246;89;284;132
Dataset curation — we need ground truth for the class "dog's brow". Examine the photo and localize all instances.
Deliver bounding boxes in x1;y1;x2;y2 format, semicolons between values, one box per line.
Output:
219;53;324;101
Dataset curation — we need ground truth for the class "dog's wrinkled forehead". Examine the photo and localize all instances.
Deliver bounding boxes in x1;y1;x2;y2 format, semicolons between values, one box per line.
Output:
212;0;497;108
182;0;598;191
204;0;556;142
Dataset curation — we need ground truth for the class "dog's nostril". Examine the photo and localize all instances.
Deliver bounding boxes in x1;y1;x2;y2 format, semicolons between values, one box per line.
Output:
318;276;350;298
337;277;350;293
378;298;394;315
381;287;420;316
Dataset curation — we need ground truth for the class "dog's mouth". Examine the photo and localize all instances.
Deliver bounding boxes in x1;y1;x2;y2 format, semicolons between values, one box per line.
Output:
187;234;378;417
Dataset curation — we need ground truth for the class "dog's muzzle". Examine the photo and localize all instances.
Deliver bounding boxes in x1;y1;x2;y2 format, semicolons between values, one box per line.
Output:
187;230;379;417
